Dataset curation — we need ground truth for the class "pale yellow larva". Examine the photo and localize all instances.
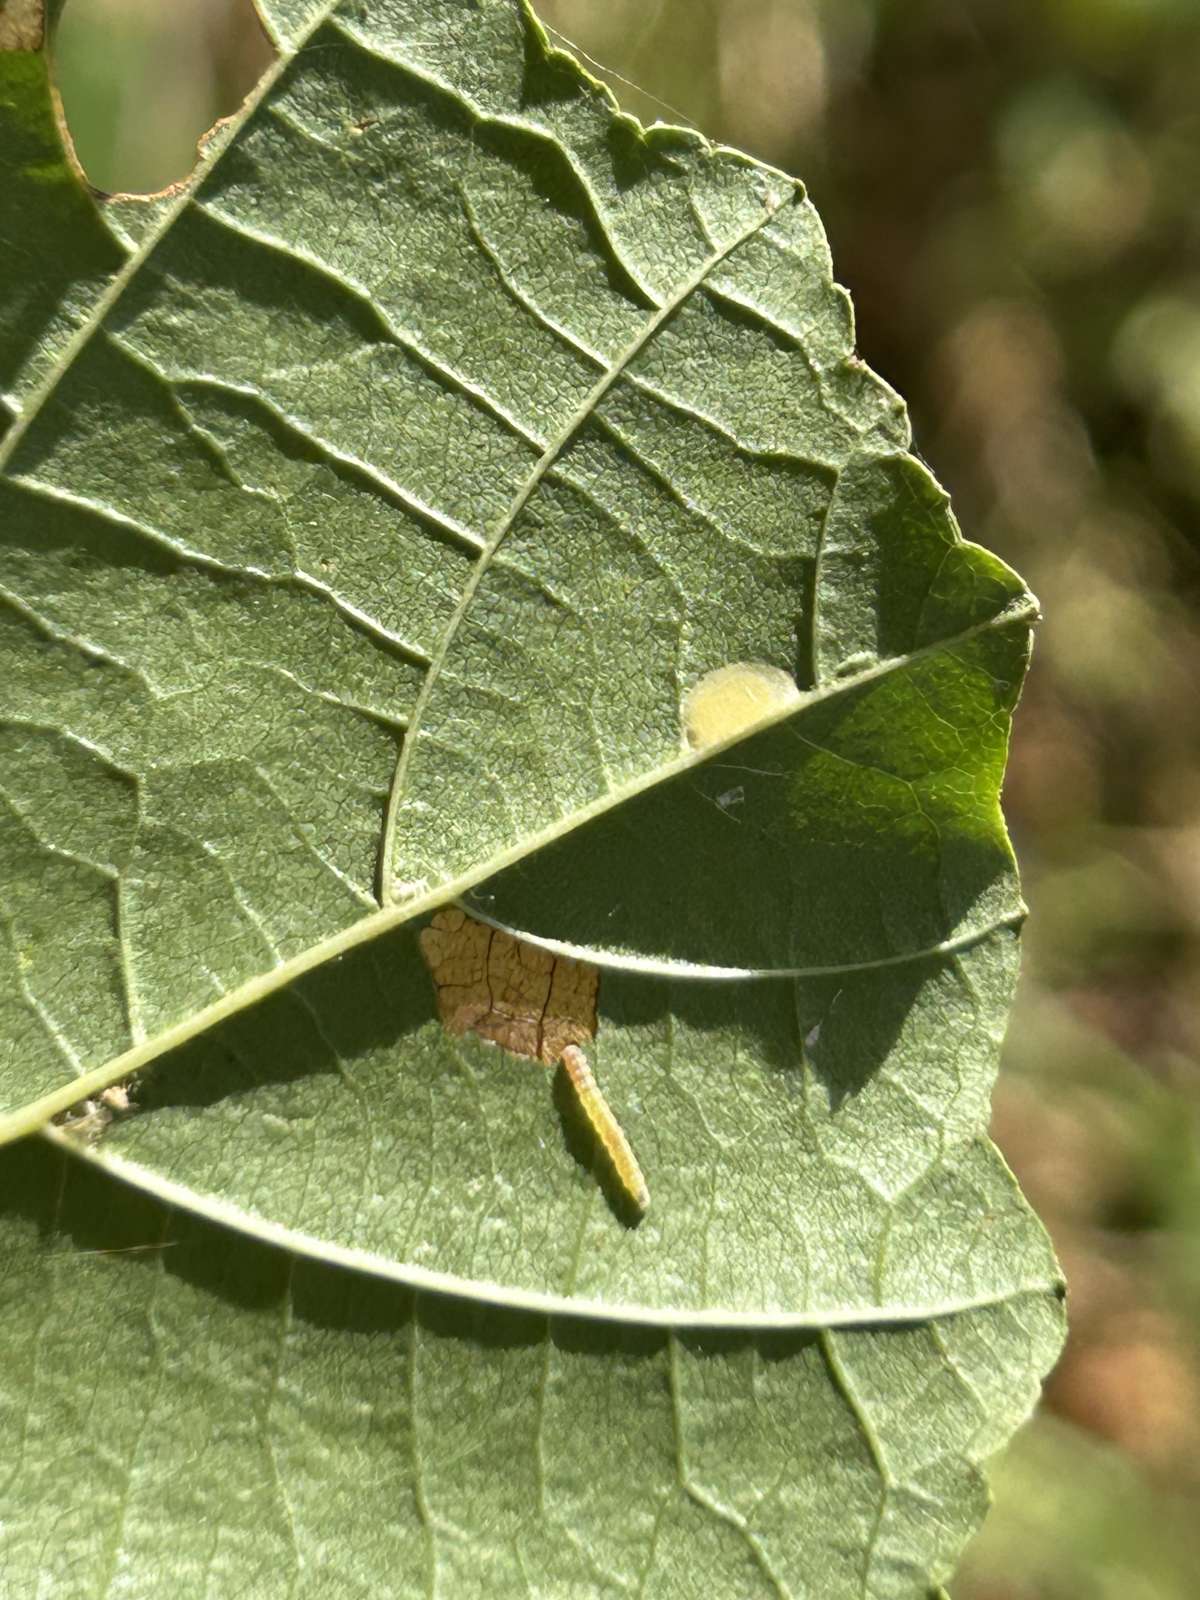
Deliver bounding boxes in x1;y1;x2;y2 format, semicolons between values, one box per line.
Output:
559;1045;649;1215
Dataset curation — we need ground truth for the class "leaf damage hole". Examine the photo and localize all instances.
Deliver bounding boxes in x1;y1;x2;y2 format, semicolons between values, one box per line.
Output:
419;908;648;1215
53;0;275;195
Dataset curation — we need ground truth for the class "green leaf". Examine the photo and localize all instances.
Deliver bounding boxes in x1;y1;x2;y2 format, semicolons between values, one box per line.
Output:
0;2;1063;1591
1;1138;1065;1599
0;0;127;427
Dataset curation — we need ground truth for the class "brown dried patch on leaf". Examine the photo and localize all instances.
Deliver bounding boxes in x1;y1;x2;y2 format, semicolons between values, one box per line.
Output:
0;0;45;51
419;907;598;1065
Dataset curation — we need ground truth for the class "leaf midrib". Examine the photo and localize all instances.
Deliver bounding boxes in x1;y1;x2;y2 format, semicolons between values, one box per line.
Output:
42;1119;1064;1328
0;596;1036;1146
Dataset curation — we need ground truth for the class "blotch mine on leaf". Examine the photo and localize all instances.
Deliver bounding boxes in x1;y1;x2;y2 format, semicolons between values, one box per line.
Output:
419;906;597;1063
683;661;801;750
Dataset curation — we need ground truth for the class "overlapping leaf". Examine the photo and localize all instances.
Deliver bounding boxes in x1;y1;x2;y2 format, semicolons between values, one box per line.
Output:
1;1139;1064;1599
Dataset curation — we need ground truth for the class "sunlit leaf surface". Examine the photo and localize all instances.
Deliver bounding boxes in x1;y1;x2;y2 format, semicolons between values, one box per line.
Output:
0;3;1063;1593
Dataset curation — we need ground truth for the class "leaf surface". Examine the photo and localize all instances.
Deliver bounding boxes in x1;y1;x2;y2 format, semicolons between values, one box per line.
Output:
0;1139;1065;1600
0;3;1063;1590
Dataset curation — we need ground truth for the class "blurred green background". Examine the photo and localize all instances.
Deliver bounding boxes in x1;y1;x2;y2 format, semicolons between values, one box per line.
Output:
50;1;1200;1594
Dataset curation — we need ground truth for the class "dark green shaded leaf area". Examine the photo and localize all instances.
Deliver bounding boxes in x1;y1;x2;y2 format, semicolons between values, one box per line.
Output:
0;2;1064;1593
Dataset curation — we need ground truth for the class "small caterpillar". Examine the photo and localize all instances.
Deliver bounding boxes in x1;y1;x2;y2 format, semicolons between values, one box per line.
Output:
560;1045;650;1215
